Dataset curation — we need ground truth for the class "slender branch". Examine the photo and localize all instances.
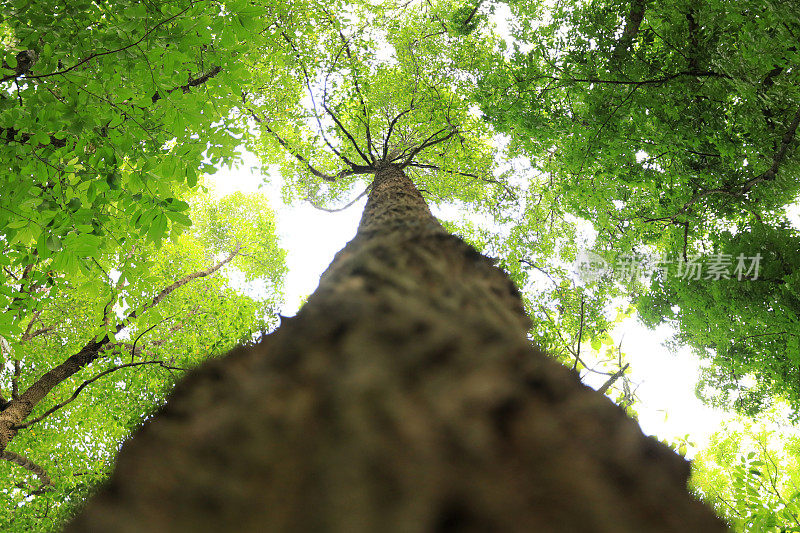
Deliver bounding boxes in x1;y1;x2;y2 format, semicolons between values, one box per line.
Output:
383;102;415;160
398;127;457;167
610;0;648;62
15;361;185;430
279;31;363;169
19;5;200;81
246;105;372;180
460;0;485;29
331;23;375;163
121;245;242;327
322;102;374;165
407;162;516;198
742;106;800;192
518;70;730;89
572;298;585;371
519;259;559;287
21;311;43;342
0;247;242;451
11;360;20;400
597;363;630;395
130;318;171;362
151;66;222;103
305;185;370;213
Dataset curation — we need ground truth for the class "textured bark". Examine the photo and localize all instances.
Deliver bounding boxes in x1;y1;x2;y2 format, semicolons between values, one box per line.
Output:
68;165;726;532
610;0;648;63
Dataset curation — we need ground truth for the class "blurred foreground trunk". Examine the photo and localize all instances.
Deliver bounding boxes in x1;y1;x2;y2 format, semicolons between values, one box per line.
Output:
68;165;726;532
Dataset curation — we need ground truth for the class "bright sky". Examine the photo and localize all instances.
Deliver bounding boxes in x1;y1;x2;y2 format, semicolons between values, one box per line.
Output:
211;151;733;456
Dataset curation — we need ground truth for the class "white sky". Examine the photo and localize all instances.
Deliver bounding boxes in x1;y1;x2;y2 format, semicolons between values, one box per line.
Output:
210;151;733;456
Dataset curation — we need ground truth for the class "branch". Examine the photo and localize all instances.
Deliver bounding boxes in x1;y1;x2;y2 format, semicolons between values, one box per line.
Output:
382;102;415;160
407;162;516;198
1;450;53;491
0;50;38;83
15;361;185;430
521;70;730;88
322;102;374;166
246;106;369;182
460;0;485;29
610;0;648;62
0;247;242;450
18;5;199;81
398;127;457;167
279;31;364;169
519;259;559;287
21;311;43;342
151;66;223;103
11;360;20;400
305;185;370;213
597;363;630;395
742;106;800;192
330;22;375;163
572;298;586;372
120;245;242;327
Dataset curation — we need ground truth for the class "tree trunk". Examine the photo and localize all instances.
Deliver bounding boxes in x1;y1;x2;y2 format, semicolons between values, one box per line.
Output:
67;165;726;532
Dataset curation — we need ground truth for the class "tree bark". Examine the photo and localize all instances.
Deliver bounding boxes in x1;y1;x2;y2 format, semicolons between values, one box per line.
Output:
67;165;726;532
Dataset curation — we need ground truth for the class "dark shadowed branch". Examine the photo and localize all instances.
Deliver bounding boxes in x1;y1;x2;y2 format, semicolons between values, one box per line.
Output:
17;4;201;81
15;360;187;430
1;450;53;492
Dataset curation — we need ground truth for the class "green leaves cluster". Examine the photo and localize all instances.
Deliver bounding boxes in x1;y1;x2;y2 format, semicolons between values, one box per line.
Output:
474;0;800;414
691;411;800;531
0;191;285;530
0;0;268;339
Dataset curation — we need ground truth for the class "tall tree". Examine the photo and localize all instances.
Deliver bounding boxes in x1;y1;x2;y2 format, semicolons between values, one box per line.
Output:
70;164;724;531
0;0;287;341
69;2;723;529
0;192;285;531
476;0;800;413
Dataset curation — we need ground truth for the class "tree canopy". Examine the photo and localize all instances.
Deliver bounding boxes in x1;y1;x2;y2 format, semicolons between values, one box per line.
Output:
1;0;799;530
475;0;800;415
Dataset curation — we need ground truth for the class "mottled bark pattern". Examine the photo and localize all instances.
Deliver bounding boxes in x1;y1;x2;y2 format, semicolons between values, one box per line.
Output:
68;166;726;532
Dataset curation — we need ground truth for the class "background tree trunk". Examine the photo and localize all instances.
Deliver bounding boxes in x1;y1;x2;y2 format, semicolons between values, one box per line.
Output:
67;166;726;532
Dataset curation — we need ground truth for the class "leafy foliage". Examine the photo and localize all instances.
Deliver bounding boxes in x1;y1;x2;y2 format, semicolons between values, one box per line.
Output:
691;411;800;532
0;192;284;530
0;0;265;339
476;0;800;413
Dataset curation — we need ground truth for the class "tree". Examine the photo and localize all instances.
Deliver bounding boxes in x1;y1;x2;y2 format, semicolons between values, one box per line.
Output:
0;192;285;531
68;2;724;529
0;0;272;341
475;0;800;413
690;409;800;531
639;222;800;417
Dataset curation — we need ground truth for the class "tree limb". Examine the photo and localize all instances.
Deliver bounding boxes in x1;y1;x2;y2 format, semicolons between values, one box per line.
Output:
245;105;372;181
15;361;185;430
742;106;800;192
0;246;241;452
1;450;53;492
597;363;630;395
610;0;648;62
398;127;457;167
572;298;585;371
18;5;200;81
151;66;223;103
305;185;370;213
